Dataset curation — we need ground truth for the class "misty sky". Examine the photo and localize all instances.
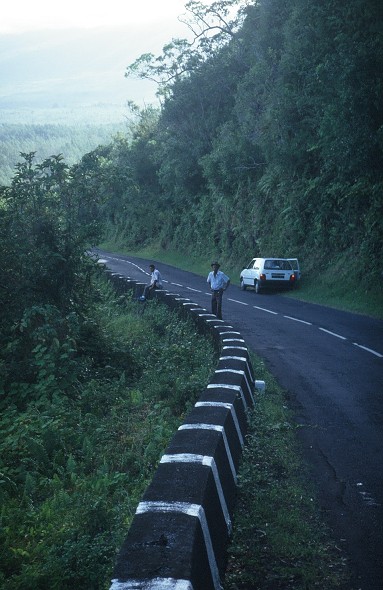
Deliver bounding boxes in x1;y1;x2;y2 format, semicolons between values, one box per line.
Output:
1;0;188;33
0;0;195;112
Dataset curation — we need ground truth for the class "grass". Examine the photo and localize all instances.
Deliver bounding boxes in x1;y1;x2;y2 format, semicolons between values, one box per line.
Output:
223;353;350;589
0;278;217;590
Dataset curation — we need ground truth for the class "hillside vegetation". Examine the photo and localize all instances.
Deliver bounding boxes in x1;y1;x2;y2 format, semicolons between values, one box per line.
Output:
0;152;216;588
87;0;382;307
2;0;381;300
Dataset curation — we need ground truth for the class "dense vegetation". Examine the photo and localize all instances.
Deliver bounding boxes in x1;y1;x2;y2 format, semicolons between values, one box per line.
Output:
87;0;382;294
0;153;216;588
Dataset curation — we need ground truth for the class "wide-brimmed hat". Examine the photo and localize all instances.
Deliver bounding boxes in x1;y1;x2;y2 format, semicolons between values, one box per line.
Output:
211;261;220;268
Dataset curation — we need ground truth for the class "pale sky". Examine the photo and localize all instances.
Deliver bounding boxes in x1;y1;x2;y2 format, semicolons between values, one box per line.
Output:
0;0;188;34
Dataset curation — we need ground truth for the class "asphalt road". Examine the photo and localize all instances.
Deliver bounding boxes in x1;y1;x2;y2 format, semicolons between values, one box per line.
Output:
95;249;383;590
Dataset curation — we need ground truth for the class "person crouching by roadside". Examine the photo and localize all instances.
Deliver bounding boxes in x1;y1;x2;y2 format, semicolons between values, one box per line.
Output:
207;261;230;320
140;264;163;301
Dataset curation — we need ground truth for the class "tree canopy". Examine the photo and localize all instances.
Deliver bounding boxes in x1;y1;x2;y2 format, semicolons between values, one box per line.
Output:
106;0;381;279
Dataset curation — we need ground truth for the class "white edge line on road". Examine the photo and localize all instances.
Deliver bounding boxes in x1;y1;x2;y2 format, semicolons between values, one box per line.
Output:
319;327;346;340
228;299;249;306
253;306;278;315
284;315;312;326
99;256;383;360
353;343;383;358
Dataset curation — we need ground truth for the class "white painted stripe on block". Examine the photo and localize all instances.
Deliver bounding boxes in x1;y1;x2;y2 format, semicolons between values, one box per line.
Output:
195;401;244;447
222;338;245;343
110;578;193;590
219;355;247;362
160;454;232;532
214;369;254;405
207;383;247;410
179;424;237;482
215;369;245;376
136;502;221;590
222;346;247;351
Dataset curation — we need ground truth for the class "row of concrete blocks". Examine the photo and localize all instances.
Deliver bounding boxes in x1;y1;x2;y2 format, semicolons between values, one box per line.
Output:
105;270;257;590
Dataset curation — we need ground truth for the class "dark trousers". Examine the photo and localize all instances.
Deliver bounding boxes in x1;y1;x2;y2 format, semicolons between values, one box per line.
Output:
211;290;223;319
143;285;158;299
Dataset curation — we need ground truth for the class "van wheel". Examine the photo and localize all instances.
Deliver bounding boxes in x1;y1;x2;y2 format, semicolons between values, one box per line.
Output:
240;278;246;291
255;281;261;294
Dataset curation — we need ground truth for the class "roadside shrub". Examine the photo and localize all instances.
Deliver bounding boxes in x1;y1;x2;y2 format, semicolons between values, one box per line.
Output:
0;279;216;590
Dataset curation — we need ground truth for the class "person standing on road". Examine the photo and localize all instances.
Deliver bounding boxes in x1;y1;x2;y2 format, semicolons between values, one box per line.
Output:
207;261;230;320
140;264;163;300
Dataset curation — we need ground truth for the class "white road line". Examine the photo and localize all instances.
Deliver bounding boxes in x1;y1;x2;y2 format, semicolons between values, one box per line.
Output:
100;258;382;360
353;343;383;358
319;327;347;340
228;299;249;306
253;305;278;315
284;315;312;325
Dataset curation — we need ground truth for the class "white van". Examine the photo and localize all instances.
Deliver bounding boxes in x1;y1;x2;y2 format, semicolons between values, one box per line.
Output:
240;257;297;293
287;258;301;280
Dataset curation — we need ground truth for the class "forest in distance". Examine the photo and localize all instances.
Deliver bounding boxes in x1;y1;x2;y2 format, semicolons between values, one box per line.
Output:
0;120;124;186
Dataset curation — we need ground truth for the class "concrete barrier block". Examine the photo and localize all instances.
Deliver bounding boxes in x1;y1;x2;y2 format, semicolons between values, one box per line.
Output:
102;267;257;590
112;509;217;590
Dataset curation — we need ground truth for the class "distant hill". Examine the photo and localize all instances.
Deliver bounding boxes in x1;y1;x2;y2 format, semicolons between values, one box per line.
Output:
0;24;181;124
0;24;183;183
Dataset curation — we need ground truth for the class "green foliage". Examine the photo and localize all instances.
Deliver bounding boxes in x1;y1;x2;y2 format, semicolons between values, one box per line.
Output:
0;153;216;588
0;277;216;589
95;0;382;293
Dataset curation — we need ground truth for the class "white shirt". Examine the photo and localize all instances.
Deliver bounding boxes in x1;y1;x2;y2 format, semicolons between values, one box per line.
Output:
207;270;230;291
150;269;163;287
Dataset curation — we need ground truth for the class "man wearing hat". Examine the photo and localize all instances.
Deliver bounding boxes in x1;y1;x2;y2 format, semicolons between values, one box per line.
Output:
207;261;230;320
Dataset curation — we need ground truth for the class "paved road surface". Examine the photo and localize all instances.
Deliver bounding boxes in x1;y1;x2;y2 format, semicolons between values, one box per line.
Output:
95;250;383;590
